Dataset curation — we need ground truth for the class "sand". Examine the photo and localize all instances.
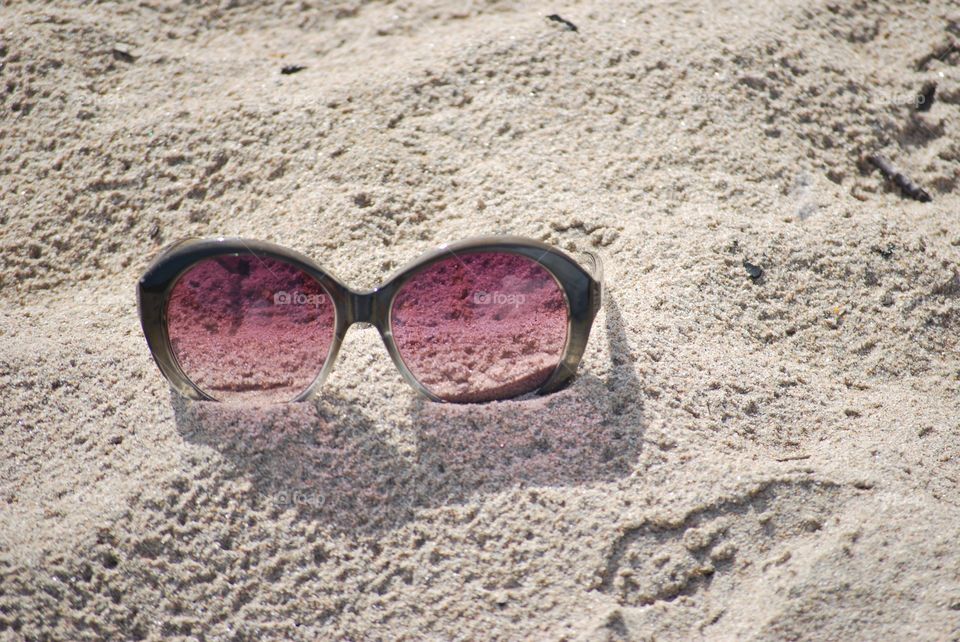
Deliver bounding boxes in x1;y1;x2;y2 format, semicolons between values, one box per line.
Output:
1;0;959;639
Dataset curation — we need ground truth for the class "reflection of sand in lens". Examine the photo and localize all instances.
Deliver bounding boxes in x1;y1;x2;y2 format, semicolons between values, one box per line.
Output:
165;255;336;402
390;252;568;402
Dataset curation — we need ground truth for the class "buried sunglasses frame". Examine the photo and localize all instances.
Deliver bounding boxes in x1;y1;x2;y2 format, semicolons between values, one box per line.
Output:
137;235;604;403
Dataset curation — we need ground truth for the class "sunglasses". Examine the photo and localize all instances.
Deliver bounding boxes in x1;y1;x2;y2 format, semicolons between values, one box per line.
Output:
137;236;604;404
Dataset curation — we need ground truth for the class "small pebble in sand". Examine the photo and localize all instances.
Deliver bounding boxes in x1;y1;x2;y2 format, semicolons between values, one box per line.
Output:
742;260;763;281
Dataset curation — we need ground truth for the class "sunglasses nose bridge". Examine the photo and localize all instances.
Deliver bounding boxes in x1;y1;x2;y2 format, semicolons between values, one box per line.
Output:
346;289;376;326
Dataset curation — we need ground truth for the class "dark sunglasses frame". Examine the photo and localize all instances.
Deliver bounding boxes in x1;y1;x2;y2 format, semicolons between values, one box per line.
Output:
138;236;604;403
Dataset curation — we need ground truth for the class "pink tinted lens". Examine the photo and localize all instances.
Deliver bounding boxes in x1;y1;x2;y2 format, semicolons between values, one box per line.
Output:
165;254;336;402
390;251;568;402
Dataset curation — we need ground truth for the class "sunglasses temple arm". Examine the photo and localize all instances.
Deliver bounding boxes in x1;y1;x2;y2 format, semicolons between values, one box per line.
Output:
582;251;604;315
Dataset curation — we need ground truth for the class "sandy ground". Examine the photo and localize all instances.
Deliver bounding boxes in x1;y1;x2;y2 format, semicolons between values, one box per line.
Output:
2;0;959;639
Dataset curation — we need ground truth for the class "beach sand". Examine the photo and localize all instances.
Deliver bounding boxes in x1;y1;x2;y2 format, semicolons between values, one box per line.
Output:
1;0;959;638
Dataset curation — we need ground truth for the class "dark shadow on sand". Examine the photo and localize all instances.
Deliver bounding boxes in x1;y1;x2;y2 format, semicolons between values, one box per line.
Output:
171;293;644;534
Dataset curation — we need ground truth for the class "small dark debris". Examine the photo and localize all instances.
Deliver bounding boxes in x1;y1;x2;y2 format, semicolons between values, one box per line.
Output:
867;154;931;203
743;260;763;281
872;243;895;259
917;81;936;112
111;45;136;63
353;193;372;208
281;65;306;75
148;222;160;239
546;14;578;32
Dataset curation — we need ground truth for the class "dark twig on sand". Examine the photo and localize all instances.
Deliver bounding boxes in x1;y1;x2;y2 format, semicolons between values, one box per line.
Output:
546;14;578;32
867;154;932;203
281;65;306;75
